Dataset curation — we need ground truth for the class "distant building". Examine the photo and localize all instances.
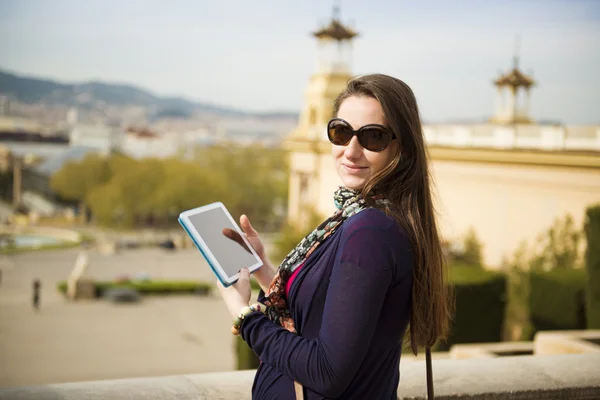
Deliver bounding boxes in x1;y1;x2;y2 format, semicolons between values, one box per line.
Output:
216;117;296;147
69;123;123;153
0;116;43;133
118;127;180;159
66;107;78;126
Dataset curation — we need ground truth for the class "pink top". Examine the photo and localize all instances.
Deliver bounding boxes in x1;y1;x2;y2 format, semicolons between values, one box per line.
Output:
285;262;305;297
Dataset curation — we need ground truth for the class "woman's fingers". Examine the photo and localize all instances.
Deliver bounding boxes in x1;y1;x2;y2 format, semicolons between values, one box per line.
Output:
241;214;258;237
221;228;251;254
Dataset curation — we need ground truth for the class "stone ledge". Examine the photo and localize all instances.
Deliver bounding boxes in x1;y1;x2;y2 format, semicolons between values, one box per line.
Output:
449;341;534;359
1;354;599;399
535;330;600;355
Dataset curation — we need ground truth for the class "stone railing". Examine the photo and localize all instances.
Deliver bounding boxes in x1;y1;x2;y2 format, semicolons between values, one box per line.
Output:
423;124;600;152
1;353;598;400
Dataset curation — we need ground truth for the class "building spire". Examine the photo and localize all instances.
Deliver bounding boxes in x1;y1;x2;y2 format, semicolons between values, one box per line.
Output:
513;34;521;69
332;1;341;20
312;2;357;41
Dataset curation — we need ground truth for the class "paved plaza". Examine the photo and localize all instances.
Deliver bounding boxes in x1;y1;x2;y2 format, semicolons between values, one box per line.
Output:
0;247;240;388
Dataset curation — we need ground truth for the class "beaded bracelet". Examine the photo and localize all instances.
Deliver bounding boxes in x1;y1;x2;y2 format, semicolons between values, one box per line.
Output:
231;303;267;336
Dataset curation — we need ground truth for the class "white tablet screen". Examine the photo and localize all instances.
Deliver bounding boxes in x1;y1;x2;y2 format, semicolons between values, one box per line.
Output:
186;207;259;278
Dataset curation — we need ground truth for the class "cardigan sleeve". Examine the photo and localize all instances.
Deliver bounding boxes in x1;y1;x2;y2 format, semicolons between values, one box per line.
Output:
240;217;411;398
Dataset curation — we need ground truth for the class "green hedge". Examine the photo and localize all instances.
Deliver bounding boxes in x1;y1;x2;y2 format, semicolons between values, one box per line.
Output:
529;269;587;333
57;280;213;297
235;336;260;370
0;240;81;254
439;265;507;350
585;204;600;329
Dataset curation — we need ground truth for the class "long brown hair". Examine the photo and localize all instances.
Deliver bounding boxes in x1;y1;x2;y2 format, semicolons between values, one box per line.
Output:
333;74;453;354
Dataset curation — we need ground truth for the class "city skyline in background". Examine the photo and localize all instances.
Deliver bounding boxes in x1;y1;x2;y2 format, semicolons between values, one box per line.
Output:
1;0;599;124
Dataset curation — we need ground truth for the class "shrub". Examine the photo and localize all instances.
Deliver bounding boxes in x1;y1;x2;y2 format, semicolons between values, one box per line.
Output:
57;280;212;297
444;228;484;268
439;265;507;350
584;204;600;329
503;242;534;341
0;240;81;255
528;269;587;333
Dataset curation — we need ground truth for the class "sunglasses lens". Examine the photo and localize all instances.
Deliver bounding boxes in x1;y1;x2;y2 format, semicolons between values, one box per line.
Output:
359;128;392;152
328;121;353;146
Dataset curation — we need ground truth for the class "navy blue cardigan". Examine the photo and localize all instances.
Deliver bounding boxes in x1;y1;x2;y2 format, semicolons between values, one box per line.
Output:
241;208;414;399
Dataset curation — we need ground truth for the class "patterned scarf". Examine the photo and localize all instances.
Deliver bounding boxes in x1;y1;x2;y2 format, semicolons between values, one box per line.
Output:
264;186;383;333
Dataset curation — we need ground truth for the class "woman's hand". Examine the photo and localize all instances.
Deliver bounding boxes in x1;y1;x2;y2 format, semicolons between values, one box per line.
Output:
217;268;252;319
222;214;276;292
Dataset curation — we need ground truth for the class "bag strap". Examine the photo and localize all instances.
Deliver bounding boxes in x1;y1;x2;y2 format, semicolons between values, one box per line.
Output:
294;380;304;399
426;346;434;399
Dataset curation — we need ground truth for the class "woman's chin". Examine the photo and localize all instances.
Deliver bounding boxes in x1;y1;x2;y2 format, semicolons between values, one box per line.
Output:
341;176;367;190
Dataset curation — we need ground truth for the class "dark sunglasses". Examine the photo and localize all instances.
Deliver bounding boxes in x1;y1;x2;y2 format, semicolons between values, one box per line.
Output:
327;118;396;152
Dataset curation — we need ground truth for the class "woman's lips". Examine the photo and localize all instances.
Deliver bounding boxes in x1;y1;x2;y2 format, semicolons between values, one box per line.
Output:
343;164;367;174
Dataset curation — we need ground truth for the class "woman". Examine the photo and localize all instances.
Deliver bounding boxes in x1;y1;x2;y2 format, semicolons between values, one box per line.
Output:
218;74;452;399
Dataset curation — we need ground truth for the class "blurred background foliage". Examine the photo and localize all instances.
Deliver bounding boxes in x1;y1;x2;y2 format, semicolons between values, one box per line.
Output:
49;145;288;232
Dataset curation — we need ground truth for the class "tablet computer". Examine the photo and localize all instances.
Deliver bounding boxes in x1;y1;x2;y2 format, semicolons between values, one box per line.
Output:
178;202;263;287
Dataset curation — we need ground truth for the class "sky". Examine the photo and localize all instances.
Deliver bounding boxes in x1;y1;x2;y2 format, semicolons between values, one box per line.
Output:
1;0;599;124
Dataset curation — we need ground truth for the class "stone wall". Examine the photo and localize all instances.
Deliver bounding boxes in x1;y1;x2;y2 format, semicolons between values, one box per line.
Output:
1;353;598;399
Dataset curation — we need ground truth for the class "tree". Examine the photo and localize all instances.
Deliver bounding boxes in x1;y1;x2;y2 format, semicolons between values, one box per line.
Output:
50;153;111;221
194;144;289;232
86;179;125;227
462;227;484;267
153;158;226;225
529;214;582;271
54;144;289;230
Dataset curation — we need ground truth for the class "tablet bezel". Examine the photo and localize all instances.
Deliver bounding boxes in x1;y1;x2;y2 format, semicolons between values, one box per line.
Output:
178;202;263;286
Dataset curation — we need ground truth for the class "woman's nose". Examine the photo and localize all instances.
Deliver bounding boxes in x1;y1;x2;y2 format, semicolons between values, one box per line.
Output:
344;136;363;159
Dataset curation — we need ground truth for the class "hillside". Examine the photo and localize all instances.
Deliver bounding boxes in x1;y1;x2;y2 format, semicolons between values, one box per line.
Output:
0;69;297;119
